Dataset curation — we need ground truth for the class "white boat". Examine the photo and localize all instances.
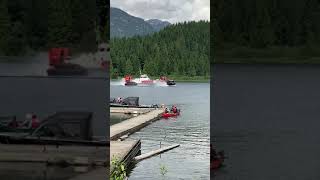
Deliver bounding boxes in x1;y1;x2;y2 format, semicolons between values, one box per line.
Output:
133;74;154;85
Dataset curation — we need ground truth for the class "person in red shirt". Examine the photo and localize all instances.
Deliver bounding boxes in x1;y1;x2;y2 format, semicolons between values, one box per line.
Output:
31;114;40;129
171;105;178;113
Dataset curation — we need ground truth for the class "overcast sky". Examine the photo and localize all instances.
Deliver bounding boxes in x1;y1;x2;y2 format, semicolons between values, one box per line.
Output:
111;0;210;23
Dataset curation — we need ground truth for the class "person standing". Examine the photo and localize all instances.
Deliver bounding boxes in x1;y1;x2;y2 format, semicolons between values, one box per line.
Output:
31;114;40;129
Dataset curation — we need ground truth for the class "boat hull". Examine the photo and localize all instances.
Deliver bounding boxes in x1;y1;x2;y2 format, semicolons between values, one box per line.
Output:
47;64;88;76
125;81;138;86
162;112;180;118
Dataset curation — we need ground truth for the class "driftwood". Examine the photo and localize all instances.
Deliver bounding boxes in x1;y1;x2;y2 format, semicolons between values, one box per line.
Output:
134;144;180;162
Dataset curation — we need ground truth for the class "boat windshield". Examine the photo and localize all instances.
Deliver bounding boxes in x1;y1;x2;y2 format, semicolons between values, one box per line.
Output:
140;74;148;78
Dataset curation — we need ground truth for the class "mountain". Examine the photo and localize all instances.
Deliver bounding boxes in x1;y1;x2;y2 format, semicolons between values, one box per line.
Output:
110;7;171;38
110;7;154;38
146;19;171;31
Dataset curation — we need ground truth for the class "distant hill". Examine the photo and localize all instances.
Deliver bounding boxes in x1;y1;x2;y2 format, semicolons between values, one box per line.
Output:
146;19;171;31
110;7;171;38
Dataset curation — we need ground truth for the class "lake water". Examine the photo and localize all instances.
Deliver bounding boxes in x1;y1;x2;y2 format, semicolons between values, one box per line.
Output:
111;82;210;179
212;64;320;180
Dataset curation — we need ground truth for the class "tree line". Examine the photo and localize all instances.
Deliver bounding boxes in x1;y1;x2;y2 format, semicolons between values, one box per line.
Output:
110;21;210;78
0;0;108;56
212;0;320;49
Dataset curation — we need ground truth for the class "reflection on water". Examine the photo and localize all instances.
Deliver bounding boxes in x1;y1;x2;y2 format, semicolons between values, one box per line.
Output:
212;64;320;180
111;83;210;179
0;53;108;78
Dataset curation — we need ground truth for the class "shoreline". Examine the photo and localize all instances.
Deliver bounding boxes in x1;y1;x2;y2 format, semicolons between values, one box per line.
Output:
110;78;209;83
214;56;320;64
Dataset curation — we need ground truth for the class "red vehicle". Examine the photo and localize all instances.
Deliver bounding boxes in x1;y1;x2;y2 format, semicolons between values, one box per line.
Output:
162;111;180;118
124;75;137;86
47;48;87;76
162;107;180;118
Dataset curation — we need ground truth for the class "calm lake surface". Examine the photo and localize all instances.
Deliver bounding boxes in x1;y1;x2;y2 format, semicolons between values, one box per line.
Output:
0;58;108;180
212;64;320;180
111;82;210;179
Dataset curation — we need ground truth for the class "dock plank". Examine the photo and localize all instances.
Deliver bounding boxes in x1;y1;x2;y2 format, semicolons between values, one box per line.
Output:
0;144;107;164
110;140;140;173
110;109;163;140
110;107;153;114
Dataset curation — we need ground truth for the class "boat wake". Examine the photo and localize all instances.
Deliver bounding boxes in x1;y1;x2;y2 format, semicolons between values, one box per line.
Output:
154;80;169;87
110;79;125;86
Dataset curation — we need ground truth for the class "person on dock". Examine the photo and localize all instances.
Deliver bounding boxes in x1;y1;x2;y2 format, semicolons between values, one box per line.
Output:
20;113;32;128
8;116;19;128
117;97;123;103
31;114;40;129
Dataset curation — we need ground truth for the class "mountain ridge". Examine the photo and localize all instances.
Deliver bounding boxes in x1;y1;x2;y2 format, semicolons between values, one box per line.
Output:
110;7;171;38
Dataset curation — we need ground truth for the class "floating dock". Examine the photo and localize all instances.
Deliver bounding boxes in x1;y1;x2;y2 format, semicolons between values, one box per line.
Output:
110;108;163;140
0;144;107;165
110;108;163;174
110;140;141;172
110;107;154;114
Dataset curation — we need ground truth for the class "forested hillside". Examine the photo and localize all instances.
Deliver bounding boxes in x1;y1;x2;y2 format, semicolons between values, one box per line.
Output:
212;0;320;61
110;21;209;79
0;0;106;56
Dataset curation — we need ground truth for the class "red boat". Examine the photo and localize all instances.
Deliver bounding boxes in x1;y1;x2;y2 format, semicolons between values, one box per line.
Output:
124;75;137;86
47;48;87;76
162;112;180;118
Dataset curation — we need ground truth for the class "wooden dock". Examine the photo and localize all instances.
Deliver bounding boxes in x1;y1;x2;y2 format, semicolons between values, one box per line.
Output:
68;168;107;180
110;140;141;172
0;144;107;165
110;107;154;114
110;109;163;140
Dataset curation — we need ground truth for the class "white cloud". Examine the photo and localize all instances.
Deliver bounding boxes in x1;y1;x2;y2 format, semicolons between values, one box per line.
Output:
111;0;210;23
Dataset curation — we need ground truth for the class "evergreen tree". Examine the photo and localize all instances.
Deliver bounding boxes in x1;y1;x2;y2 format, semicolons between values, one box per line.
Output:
48;0;73;46
0;0;10;55
110;21;210;78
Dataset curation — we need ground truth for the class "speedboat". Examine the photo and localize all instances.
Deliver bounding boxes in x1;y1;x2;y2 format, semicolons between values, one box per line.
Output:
0;111;107;146
124;75;137;86
134;74;154;85
166;80;176;86
157;76;176;86
47;48;88;76
110;97;158;108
